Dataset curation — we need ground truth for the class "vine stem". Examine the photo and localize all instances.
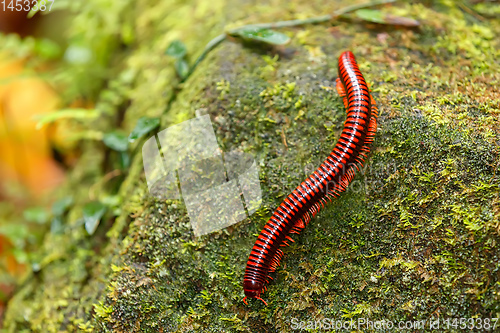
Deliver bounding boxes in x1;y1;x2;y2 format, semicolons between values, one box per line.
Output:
185;0;397;80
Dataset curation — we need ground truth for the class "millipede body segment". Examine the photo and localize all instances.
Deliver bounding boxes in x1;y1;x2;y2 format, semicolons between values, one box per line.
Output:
242;51;379;305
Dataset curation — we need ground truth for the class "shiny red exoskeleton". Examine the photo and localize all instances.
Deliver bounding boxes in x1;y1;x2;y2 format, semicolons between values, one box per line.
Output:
243;51;379;305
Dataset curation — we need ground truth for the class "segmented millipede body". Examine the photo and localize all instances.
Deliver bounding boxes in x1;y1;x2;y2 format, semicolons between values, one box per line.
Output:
243;51;379;305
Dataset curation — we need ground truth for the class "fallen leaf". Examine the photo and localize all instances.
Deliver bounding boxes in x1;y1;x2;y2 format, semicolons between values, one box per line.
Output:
83;201;106;235
231;27;290;45
355;9;420;27
128;117;160;143
103;131;128;152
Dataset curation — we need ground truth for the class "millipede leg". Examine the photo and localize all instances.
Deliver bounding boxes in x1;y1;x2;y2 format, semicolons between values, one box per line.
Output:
256;297;268;306
336;78;348;108
336;78;346;96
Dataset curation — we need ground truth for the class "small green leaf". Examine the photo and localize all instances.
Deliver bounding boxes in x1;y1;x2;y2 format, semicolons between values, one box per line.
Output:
34;39;62;59
119;151;130;170
103;131;128;151
128;117;160;143
165;40;187;58
355;9;386;24
83;201;107;235
355;9;420;26
0;224;28;247
175;59;190;80
50;217;64;234
23;207;49;224
12;248;28;263
231;28;290;45
52;196;74;216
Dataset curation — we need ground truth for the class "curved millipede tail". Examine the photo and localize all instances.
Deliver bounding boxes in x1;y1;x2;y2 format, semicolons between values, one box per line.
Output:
242;51;379;305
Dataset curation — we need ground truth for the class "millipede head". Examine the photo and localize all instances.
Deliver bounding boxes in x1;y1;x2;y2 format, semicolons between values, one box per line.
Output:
243;279;269;306
243;279;263;299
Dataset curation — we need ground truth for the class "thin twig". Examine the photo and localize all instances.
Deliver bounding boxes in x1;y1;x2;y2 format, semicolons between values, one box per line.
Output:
228;15;333;31
331;0;396;17
184;0;397;80
458;1;485;21
186;33;226;78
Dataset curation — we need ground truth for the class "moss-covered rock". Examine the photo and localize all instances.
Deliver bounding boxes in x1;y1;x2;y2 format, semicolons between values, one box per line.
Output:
4;0;500;332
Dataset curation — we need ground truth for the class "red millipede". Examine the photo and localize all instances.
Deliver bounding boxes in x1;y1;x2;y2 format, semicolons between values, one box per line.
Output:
243;51;379;305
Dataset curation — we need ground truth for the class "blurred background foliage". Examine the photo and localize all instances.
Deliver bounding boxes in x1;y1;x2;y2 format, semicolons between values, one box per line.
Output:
0;0;132;322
